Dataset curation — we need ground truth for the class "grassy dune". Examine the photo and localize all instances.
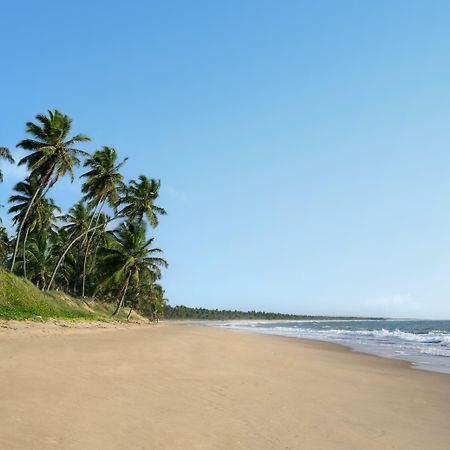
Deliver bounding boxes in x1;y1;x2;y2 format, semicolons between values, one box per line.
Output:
0;269;134;321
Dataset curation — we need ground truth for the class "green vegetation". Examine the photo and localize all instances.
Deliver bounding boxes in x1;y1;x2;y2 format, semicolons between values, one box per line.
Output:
164;305;383;321
2;109;363;324
0;110;168;321
0;268;135;321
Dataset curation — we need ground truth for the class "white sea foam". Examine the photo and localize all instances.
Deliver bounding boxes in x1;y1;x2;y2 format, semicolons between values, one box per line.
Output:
218;320;450;374
420;348;450;357
247;326;450;345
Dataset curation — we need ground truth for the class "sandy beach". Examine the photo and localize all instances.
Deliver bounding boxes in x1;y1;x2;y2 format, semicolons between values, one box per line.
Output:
1;322;449;450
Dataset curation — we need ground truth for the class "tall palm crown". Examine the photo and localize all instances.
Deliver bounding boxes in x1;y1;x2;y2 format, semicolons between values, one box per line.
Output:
10;110;90;272
81;146;127;209
101;220;168;285
120;176;166;227
0;147;14;183
17;110;90;188
61;201;91;237
99;220;167;315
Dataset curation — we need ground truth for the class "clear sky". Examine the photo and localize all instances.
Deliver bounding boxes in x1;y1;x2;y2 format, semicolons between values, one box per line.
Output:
2;1;450;318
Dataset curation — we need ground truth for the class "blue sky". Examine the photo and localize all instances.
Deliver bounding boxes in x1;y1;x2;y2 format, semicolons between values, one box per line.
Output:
2;1;450;318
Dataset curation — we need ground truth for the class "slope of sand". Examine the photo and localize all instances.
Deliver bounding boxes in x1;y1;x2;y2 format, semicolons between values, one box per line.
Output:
1;322;449;450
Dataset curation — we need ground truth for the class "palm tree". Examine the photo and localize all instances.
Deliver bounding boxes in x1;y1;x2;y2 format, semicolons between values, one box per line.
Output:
59;201;92;293
98;220;167;316
25;232;55;290
148;284;167;322
8;176;60;277
10;110;90;271
0;147;14;182
0;226;10;266
61;201;91;236
79;146;127;296
119;176;166;227
24;197;60;278
46;212;107;291
49;227;78;293
81;146;127;210
47;174;166;291
130;278;166;321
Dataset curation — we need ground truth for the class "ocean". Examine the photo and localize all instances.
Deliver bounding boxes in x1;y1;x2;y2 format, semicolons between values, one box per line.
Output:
214;319;450;374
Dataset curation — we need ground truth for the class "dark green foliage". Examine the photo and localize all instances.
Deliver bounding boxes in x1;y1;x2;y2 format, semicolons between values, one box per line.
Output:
0;147;14;182
119;176;166;227
1;110;168;321
10;110;91;272
164;305;382;321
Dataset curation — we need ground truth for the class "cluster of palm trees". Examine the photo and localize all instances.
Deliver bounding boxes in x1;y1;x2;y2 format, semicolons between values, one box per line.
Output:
0;110;168;318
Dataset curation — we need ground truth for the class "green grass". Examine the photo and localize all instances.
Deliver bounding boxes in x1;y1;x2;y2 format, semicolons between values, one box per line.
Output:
0;269;133;321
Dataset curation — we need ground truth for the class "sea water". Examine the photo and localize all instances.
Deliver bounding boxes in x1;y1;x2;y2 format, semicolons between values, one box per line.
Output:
215;319;450;374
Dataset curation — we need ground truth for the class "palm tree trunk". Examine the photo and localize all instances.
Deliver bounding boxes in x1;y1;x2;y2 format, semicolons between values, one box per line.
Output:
113;271;132;316
10;186;42;272
126;305;134;320
23;228;30;278
80;197;101;250
72;246;81;295
81;197;106;297
127;289;138;320
46;212;124;292
46;221;108;291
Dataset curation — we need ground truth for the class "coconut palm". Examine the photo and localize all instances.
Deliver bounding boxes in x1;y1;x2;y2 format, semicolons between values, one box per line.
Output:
25;232;55;290
8;176;60;277
47;174;165;291
10;110;90;271
131;278;166;321
81;146;127;209
61;201;91;237
0;147;14;183
119;176;166;227
98;220;167;316
60;201;92;293
0;226;10;266
46;212;108;291
49;227;78;293
79;146;127;296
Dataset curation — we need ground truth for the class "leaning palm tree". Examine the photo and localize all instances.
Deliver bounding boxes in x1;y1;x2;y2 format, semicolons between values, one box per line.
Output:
81;146;127;210
10;110;90;272
98;220;167;316
46;214;107;291
49;227;78;293
47;174;166;291
60;200;92;292
79;146;127;296
8;176;60;277
0;147;14;182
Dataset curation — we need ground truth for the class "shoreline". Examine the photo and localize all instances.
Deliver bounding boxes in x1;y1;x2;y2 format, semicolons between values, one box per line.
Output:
3;318;450;375
1;322;449;449
197;319;450;375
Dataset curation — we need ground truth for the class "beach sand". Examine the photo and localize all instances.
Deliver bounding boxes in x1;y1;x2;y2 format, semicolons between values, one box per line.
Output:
1;321;449;449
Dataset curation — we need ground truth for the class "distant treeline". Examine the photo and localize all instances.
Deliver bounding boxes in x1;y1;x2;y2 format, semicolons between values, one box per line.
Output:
164;305;383;321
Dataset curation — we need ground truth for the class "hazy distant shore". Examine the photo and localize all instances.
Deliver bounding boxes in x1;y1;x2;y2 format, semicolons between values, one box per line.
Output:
1;322;449;449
